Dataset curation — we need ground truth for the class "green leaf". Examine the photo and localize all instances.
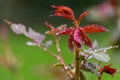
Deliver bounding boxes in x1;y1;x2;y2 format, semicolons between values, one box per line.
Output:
87;46;119;62
82;62;100;76
91;52;110;62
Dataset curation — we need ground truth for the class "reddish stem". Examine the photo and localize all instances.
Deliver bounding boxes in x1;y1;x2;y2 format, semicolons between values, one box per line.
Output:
54;36;74;78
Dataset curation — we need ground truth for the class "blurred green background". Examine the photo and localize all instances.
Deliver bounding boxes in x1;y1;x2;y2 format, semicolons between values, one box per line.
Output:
0;0;120;80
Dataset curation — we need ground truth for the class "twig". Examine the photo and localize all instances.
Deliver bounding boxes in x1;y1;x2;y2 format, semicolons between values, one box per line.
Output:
54;35;74;78
39;36;74;78
39;45;58;58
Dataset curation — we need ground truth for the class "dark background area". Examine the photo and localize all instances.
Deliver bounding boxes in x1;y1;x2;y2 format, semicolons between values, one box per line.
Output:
0;0;104;27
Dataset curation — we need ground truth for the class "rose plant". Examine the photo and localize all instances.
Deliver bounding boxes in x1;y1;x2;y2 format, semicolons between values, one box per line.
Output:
5;5;119;80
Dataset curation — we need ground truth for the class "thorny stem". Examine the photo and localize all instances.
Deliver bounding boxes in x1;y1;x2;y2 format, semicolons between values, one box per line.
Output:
39;36;74;78
54;36;62;56
39;45;58;58
54;35;74;78
74;48;80;80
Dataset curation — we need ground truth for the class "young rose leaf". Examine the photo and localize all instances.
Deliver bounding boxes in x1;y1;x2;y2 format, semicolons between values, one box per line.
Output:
88;45;118;60
88;40;98;51
45;22;67;35
92;40;98;49
26;28;45;45
5;20;47;46
26;41;37;46
79;28;92;48
9;23;26;34
103;65;117;77
83;24;108;33
11;23;26;34
99;65;117;77
91;52;110;62
51;5;75;20
73;28;82;48
45;22;54;30
44;40;52;48
57;27;73;35
26;40;52;48
82;62;101;76
78;10;90;21
4;20;27;34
